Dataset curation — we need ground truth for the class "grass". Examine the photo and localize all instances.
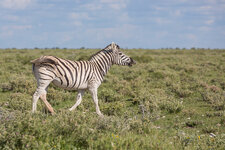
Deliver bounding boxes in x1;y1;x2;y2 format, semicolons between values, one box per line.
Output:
0;48;224;149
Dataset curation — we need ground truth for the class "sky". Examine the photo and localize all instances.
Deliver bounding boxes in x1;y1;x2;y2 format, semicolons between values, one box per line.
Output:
0;0;225;49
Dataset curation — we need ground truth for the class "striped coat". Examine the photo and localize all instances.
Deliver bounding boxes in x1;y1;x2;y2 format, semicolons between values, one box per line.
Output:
31;42;136;116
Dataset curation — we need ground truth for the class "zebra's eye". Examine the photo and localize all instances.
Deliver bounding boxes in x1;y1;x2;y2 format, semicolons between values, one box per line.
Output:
119;52;122;56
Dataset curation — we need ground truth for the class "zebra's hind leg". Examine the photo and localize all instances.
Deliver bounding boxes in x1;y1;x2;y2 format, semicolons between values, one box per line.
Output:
32;90;42;113
69;90;85;111
32;79;53;113
40;94;55;114
32;87;47;113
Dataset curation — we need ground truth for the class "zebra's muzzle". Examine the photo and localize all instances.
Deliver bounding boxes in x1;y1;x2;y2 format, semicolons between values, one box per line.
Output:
128;58;136;66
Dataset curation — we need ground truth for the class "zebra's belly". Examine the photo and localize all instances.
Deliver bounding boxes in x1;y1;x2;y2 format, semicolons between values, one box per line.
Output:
52;78;88;90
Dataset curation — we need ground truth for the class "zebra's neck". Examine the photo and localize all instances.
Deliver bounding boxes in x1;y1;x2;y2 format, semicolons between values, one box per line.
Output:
89;50;114;78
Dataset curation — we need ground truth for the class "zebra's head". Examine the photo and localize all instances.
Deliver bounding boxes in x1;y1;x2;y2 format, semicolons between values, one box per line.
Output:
106;42;136;67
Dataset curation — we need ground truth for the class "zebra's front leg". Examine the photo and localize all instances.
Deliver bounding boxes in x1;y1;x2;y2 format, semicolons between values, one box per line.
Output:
69;90;85;111
89;88;103;116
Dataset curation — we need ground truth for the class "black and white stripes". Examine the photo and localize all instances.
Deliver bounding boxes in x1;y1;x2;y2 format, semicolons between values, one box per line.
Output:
31;42;136;115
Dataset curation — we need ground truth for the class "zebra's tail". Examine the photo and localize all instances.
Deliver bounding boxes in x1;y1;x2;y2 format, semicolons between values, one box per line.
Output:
30;56;59;65
31;56;59;77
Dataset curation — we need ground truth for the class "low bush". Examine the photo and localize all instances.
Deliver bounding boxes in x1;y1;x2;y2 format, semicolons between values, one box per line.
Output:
0;49;224;149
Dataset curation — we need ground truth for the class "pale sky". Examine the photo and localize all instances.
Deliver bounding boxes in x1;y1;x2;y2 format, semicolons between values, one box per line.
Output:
0;0;225;49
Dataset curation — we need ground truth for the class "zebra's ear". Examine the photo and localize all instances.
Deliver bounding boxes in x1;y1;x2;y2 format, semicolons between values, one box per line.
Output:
111;42;119;53
111;42;116;49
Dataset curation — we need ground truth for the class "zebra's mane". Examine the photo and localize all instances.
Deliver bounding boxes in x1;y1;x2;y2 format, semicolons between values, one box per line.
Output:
89;43;120;60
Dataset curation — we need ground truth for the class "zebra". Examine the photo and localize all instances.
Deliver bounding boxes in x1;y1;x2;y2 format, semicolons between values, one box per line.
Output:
31;42;136;116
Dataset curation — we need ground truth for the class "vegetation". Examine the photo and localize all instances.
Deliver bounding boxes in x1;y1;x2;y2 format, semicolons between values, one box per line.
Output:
0;48;224;149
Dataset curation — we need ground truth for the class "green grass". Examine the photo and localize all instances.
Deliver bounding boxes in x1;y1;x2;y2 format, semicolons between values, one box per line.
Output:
0;49;224;149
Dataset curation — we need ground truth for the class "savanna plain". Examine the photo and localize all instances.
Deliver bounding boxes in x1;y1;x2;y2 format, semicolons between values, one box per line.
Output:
0;48;224;149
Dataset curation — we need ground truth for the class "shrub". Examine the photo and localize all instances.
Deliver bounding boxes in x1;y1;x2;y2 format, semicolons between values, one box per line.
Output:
159;97;184;113
201;90;225;110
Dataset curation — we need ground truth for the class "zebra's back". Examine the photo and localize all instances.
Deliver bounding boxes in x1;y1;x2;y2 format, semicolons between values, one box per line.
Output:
32;56;94;90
